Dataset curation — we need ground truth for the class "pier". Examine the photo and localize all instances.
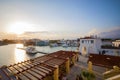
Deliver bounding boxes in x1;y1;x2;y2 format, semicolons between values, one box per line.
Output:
0;50;78;80
17;47;48;54
35;51;48;54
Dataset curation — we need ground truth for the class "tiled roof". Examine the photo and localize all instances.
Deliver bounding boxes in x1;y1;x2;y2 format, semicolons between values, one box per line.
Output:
80;37;95;39
88;54;120;68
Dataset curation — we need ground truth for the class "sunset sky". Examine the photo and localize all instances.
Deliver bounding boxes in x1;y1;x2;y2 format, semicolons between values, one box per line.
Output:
0;0;120;39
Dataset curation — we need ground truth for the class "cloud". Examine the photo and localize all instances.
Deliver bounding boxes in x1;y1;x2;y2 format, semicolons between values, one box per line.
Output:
22;31;81;40
86;29;99;36
1;27;120;40
98;27;120;38
86;27;120;39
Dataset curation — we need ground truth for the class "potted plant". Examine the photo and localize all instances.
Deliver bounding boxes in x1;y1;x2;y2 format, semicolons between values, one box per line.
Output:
81;70;96;80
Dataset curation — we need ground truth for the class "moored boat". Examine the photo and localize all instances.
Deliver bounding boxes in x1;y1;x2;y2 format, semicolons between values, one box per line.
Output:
62;44;68;48
49;43;58;47
26;46;37;54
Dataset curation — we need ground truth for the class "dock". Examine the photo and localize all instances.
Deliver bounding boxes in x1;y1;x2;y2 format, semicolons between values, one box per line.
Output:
0;50;78;80
35;51;48;54
17;47;48;54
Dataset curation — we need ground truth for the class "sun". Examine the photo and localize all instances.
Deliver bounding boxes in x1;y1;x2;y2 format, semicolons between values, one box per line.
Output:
8;22;33;34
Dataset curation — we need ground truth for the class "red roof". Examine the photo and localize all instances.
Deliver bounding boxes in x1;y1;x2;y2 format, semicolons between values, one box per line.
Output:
88;54;120;68
80;36;95;39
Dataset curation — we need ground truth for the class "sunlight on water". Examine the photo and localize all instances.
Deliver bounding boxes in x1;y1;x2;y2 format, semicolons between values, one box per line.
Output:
14;44;26;63
16;43;24;48
0;44;77;66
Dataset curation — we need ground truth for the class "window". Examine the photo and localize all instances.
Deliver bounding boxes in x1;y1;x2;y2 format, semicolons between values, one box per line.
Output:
91;40;94;44
82;40;84;43
88;40;89;43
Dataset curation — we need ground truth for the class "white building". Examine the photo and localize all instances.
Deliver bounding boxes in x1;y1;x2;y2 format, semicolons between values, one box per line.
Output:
112;40;120;47
101;47;120;56
79;37;102;56
79;37;120;56
101;39;112;46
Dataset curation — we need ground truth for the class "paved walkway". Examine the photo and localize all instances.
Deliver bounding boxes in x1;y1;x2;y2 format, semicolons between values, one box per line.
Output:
66;65;82;80
66;55;106;80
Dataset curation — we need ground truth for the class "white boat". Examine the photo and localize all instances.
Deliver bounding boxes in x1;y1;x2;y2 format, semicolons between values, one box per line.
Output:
62;44;68;48
26;46;37;54
50;43;58;47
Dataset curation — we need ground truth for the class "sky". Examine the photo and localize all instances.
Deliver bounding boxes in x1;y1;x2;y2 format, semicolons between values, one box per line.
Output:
0;0;120;39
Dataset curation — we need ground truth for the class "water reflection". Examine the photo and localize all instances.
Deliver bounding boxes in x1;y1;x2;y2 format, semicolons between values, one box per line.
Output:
16;43;24;48
0;44;77;66
14;44;27;63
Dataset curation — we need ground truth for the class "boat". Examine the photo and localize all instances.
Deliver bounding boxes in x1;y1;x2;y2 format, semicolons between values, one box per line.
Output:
26;46;38;54
62;44;68;48
49;43;58;47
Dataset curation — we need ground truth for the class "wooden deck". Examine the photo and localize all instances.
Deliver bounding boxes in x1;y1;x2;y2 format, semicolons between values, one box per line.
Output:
0;50;77;80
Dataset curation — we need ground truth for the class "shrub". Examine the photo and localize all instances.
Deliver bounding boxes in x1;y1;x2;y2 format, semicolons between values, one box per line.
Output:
81;70;95;80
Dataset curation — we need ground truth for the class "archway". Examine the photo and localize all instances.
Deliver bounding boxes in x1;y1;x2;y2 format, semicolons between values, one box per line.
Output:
82;46;87;55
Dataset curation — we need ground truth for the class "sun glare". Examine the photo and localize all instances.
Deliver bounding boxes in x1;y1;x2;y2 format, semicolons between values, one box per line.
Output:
8;22;33;34
14;44;26;63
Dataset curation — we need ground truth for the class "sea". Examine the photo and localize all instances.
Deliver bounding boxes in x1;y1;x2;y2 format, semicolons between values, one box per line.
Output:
0;44;77;66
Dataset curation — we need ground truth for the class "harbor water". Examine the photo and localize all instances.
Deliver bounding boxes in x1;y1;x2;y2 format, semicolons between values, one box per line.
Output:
0;44;77;66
